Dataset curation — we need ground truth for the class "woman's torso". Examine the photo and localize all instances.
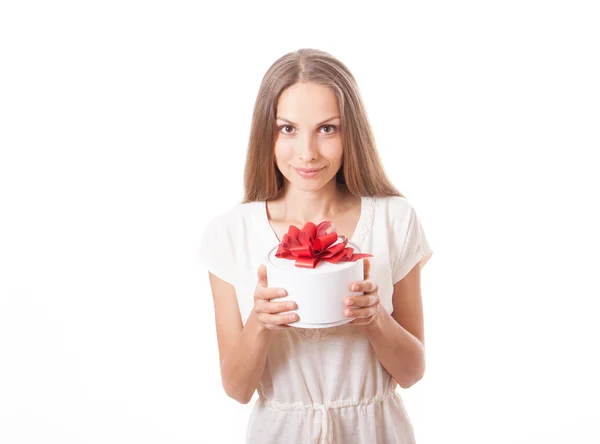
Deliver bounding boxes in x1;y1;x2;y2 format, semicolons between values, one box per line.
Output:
218;195;417;443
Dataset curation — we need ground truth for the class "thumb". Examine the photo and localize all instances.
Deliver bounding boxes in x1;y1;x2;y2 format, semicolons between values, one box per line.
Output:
363;258;371;279
257;264;268;287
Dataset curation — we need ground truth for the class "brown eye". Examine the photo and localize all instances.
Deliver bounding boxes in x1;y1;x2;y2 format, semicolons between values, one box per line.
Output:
280;125;294;135
321;125;337;134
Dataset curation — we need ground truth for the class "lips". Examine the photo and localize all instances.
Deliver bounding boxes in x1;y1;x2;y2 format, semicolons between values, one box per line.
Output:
294;167;324;179
294;167;323;173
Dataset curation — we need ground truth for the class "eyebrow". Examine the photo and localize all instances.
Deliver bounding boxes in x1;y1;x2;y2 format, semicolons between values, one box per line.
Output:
276;116;340;126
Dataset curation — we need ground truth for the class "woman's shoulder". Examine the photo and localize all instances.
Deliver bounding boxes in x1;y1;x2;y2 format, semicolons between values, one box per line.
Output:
202;200;264;239
207;200;262;224
199;201;265;283
373;194;413;217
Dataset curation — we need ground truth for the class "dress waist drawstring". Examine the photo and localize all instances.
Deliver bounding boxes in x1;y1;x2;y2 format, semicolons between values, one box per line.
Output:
258;388;397;444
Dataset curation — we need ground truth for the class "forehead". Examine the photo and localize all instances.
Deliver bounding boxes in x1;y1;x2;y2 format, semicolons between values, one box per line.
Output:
276;82;339;122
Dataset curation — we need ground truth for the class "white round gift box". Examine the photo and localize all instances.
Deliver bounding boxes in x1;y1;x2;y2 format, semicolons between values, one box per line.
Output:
265;239;366;329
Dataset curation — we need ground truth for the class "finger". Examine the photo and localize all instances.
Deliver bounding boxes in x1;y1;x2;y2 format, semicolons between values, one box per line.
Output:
256;299;297;314
348;316;372;325
255;286;289;300
257;320;291;330
257;311;300;326
271;324;292;330
363;258;371;279
257;264;268;287
345;304;378;319
345;294;379;308
349;279;377;294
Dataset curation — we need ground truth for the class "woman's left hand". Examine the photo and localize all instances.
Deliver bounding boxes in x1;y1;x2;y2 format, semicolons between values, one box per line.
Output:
344;258;381;326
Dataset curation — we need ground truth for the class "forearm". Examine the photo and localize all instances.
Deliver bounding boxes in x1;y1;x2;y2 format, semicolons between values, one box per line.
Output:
363;308;425;388
220;311;273;404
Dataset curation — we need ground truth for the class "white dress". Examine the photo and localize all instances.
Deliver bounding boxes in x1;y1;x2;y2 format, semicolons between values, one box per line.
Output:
199;195;433;444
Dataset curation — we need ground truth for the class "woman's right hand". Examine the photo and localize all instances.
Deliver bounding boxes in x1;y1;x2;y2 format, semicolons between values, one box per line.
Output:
253;264;299;331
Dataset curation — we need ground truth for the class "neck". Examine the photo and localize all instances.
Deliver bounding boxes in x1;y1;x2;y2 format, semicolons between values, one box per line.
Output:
279;180;348;225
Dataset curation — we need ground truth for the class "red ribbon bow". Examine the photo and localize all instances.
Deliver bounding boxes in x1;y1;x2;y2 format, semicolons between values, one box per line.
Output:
274;221;373;269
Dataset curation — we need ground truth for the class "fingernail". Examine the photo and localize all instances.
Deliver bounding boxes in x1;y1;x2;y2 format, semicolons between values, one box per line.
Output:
346;310;353;316
346;299;354;306
287;302;296;309
352;284;359;291
277;290;287;296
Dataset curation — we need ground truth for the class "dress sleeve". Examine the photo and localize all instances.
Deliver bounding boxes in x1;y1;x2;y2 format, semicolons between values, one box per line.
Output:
198;216;238;285
390;198;433;284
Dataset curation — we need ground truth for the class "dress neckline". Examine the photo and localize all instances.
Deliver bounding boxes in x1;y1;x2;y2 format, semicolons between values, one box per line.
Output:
261;195;374;250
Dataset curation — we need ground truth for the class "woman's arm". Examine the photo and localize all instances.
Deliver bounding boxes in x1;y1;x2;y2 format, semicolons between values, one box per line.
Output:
208;272;273;404
362;264;426;389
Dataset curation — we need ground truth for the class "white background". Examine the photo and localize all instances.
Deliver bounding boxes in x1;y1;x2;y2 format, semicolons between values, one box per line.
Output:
1;1;599;443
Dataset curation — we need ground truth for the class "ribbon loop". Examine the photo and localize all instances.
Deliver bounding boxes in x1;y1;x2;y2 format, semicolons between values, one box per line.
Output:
274;220;373;268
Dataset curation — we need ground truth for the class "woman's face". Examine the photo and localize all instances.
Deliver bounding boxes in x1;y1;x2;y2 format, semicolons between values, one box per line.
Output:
274;82;343;192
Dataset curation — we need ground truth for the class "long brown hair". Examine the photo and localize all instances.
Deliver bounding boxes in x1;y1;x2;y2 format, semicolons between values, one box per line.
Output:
241;48;404;203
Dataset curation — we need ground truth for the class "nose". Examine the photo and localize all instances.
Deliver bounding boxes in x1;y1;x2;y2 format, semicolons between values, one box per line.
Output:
298;133;318;162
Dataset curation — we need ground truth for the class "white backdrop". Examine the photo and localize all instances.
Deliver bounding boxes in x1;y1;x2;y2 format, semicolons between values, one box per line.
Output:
1;1;599;443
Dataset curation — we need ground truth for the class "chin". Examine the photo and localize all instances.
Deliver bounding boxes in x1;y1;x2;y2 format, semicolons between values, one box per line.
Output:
290;177;337;192
298;183;325;192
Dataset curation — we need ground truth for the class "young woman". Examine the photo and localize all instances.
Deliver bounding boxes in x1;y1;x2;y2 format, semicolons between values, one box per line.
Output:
200;48;433;444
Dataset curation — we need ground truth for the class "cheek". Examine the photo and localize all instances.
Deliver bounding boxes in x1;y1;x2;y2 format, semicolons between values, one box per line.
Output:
273;143;290;164
323;143;344;164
